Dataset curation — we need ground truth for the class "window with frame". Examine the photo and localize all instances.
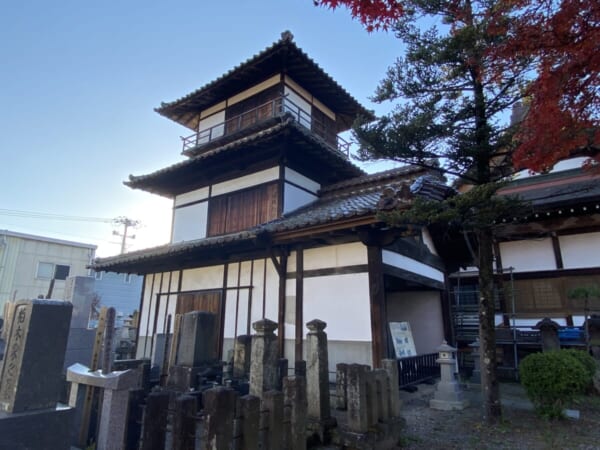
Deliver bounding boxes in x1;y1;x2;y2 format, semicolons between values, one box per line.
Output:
36;262;70;280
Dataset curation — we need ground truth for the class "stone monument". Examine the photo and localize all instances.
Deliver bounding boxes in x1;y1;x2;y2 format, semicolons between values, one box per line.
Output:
0;299;74;449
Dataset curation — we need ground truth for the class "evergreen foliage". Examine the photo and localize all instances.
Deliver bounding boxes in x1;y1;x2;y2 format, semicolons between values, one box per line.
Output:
519;350;595;419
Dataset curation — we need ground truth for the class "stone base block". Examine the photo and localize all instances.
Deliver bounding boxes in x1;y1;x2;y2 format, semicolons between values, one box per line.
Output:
429;398;469;411
168;365;203;391
0;404;74;450
307;416;337;445
332;417;404;450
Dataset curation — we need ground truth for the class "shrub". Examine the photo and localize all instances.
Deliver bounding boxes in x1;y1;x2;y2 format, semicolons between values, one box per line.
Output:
562;349;598;386
519;350;591;419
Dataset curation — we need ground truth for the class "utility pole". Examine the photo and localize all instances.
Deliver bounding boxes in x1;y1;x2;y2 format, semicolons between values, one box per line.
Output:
113;217;140;254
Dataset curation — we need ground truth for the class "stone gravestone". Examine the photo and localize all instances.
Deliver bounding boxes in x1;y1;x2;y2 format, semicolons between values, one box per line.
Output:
168;311;219;390
0;299;74;450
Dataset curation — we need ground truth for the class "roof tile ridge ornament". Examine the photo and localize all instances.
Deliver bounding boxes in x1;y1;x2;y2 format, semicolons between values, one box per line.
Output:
280;30;294;42
376;183;414;210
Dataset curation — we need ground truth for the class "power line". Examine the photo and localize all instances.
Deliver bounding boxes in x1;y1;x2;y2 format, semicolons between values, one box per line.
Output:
0;208;113;223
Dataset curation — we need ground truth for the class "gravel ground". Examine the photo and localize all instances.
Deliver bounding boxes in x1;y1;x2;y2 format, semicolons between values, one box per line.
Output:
397;382;600;450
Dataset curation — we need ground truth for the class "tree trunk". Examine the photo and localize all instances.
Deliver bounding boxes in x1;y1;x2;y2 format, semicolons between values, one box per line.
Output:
477;227;502;423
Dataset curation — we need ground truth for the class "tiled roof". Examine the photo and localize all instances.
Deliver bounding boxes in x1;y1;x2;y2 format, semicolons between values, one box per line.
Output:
155;31;374;131
498;169;600;208
125;117;365;197
92;166;433;273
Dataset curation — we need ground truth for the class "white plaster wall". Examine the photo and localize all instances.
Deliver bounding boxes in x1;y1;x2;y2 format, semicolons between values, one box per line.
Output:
138;276;154;336
169;271;180;292
284;167;320;194
386;291;444;355
382;250;444;283
224;290;237;339
303;272;371;341
499;239;556;272
211;167;279;197
559;232;600;269
171;202;208;243
421;228;439;256
174;187;209;207
303;243;368;271
263;258;280;324
198;110;225;143
181;266;224;291
283;183;317;214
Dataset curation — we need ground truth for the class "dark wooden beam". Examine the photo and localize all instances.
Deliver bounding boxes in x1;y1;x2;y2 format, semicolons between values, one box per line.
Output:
277;252;288;358
295;247;304;362
551;233;564;269
367;245;387;368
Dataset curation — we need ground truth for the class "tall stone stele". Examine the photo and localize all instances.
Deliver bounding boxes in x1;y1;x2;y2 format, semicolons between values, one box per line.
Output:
0;299;75;450
306;319;330;421
249;318;279;398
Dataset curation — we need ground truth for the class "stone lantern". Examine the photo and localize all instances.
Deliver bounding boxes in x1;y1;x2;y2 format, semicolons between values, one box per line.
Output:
430;341;469;411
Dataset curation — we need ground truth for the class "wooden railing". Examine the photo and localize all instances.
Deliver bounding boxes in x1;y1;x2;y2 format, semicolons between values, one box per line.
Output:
181;95;350;157
397;352;440;388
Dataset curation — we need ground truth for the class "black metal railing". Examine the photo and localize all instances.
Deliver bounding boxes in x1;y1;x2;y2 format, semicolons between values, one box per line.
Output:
397;352;440;388
180;95;350;157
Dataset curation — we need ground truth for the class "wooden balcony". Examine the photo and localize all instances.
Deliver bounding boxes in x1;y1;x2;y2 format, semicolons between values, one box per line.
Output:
181;96;350;157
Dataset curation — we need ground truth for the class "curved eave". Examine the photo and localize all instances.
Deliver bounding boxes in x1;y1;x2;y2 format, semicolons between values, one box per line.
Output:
124;119;365;198
154;33;374;131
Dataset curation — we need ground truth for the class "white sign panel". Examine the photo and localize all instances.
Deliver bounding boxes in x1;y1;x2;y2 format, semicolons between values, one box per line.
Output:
389;321;417;358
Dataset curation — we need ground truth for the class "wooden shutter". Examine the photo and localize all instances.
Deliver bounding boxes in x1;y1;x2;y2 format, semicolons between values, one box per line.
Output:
175;290;223;354
207;182;280;236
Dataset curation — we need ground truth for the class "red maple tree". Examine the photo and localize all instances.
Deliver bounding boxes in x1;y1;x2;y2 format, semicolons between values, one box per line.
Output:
491;0;600;172
315;0;600;172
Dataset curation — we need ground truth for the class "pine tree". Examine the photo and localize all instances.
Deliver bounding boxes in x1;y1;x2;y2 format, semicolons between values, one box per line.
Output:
315;0;536;422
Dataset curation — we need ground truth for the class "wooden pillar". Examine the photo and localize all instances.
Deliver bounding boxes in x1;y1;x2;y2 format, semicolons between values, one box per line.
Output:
367;245;387;368
295;247;304;362
277;252;288;358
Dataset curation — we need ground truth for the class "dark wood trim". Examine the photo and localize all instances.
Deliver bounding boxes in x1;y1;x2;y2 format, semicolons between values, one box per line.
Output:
163;271;173;332
367;245;387;368
151;285;254;296
150;271;164;360
143;273;156;357
136;274;147;357
286;264;369;279
507;267;600;280
278;163;285;217
219;264;228;359
382;264;445;290
277;251;288;358
248;260;255;335
173;198;209;209
262;258;268;317
295;247;304;362
234;263;242;339
454;266;600;281
178;269;183;292
551;233;564;269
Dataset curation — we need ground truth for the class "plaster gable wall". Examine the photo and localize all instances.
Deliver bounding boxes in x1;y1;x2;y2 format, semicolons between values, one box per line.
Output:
301;242;368;271
499;238;556;272
382;249;444;283
559;232;600;269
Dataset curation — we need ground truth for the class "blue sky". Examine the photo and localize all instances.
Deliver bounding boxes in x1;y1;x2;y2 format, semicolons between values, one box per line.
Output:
0;0;404;257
